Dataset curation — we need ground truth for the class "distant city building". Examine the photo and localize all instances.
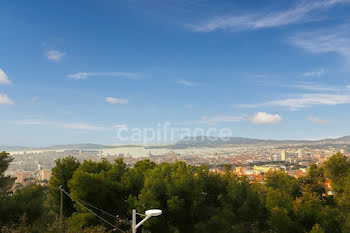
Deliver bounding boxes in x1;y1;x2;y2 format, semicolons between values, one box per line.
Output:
281;150;286;161
272;154;278;161
254;165;280;173
15;171;31;184
235;166;244;175
39;169;52;181
298;148;305;158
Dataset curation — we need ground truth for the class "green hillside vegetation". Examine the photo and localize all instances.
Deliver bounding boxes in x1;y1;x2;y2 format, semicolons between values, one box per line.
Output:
1;151;350;233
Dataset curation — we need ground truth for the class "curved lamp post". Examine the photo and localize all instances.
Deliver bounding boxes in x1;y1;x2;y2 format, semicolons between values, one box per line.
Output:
132;209;162;233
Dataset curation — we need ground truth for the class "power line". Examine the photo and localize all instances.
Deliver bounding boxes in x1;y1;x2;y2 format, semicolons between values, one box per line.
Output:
78;197;119;219
136;212;146;217
58;186;128;233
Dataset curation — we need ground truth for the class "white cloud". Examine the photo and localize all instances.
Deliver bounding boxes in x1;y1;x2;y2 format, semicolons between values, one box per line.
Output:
46;50;66;61
62;123;107;130
251;112;282;124
114;124;128;129
177;79;201;87
288;25;350;63
105;97;128;104
308;116;331;124
14;120;108;131
238;93;350;110
286;83;339;92
302;68;325;77
67;72;140;80
0;94;14;105
15;120;52;125
0;69;11;84
201;115;246;123
190;0;349;32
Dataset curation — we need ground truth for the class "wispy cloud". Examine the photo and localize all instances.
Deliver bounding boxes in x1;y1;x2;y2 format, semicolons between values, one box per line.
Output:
288;24;350;63
308;116;331;124
15;120;52;126
105;97;128;104
0;93;14;105
114;124;128;129
46;50;66;61
62;123;107;130
302;68;325;77
201;115;246;123
14;120;108;131
284;83;339;92
67;72;140;80
177;79;202;87
176;113;283;125
190;0;349;32
174;114;247;126
0;69;11;85
251;112;282;124
238;93;350;110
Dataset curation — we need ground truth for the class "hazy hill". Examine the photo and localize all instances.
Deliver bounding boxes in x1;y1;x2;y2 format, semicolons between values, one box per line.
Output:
0;143;114;151
172;135;350;148
44;143;115;150
2;135;350;151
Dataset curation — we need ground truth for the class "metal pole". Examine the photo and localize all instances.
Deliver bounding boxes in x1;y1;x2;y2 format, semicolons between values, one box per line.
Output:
132;209;136;233
60;188;63;223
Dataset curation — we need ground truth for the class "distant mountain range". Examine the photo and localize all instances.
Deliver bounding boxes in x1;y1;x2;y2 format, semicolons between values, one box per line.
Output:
1;136;350;151
171;135;350;148
0;143;115;152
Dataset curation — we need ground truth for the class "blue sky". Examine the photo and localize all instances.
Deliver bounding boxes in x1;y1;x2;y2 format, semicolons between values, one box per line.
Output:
1;0;350;146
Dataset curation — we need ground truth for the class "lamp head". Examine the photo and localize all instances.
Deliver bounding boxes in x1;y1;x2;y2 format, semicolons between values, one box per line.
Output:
145;209;162;217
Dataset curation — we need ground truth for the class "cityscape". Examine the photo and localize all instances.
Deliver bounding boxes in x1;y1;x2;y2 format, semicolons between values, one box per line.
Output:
5;136;349;193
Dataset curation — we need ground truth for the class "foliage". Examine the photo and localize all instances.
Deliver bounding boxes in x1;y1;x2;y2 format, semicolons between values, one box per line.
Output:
1;215;31;233
47;156;80;218
0;151;15;197
2;152;350;232
323;152;350;194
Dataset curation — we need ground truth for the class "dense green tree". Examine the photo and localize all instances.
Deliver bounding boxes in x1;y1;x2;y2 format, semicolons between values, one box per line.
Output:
1;215;31;233
47;156;80;218
3;153;350;233
293;192;323;232
67;159;129;229
323;152;350;194
0;151;15;197
137;161;198;233
122;159;156;210
265;170;300;198
309;224;325;233
122;159;155;197
0;184;48;232
336;174;350;232
268;206;297;233
299;164;325;197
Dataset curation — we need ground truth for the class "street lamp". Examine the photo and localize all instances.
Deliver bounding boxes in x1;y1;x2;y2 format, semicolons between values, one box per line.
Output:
132;209;162;233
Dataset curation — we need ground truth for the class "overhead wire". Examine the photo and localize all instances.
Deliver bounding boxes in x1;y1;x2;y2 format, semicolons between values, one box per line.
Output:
59;186;128;233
